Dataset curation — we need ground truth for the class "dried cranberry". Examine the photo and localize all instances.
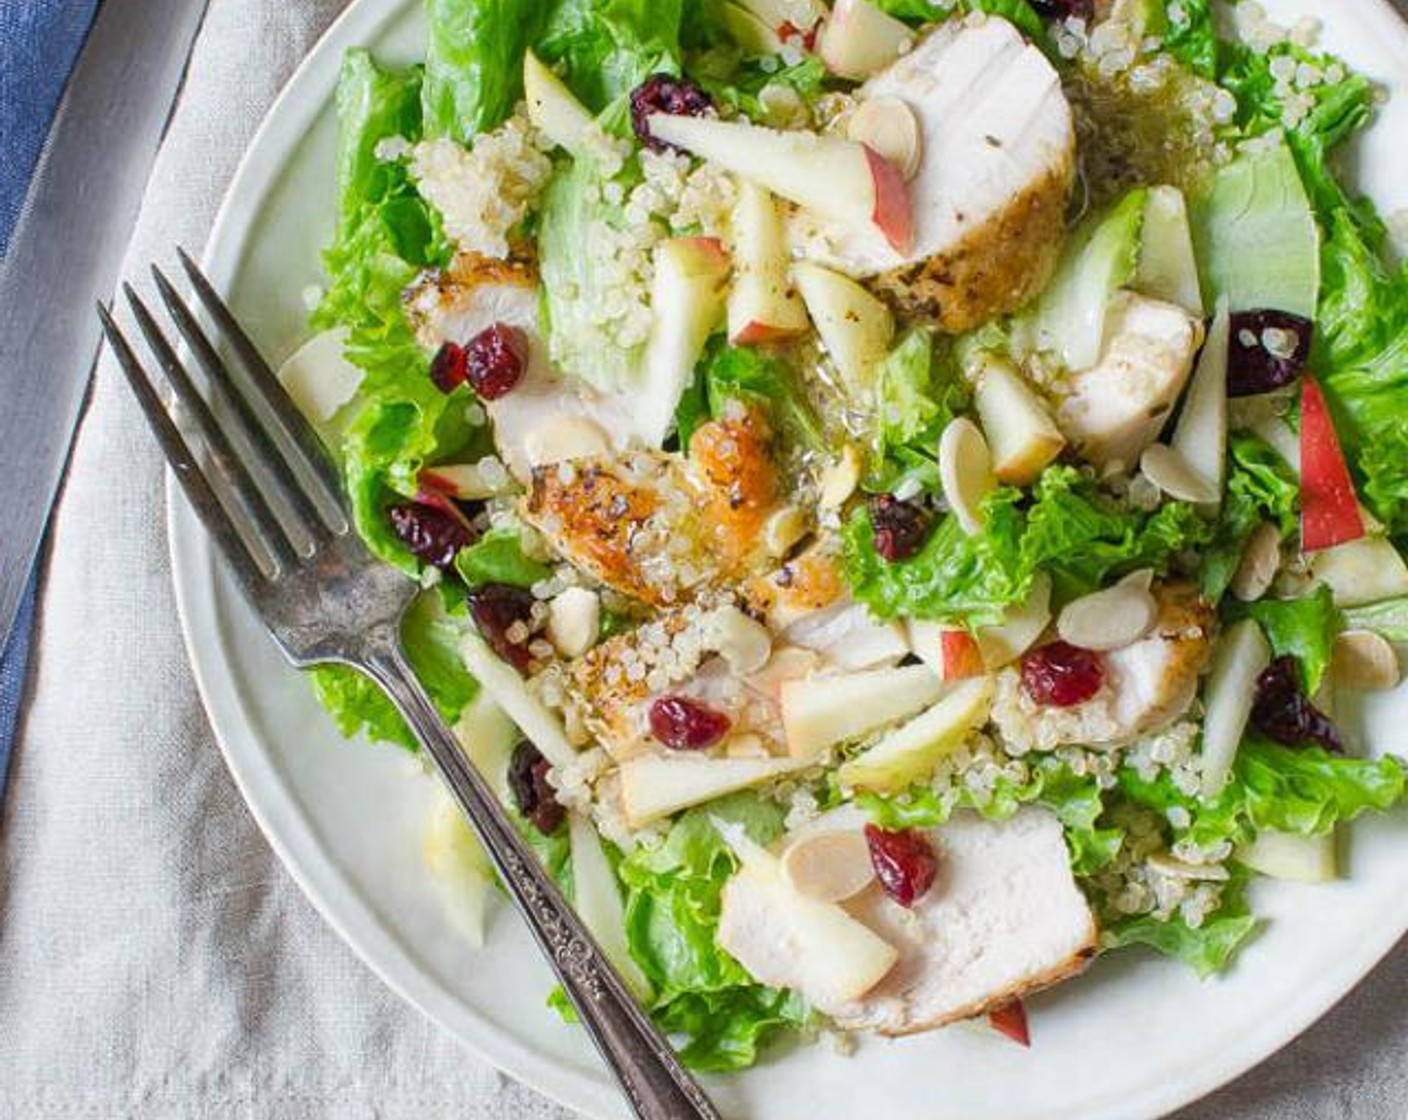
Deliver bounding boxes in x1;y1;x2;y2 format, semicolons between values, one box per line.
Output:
464;323;528;400
1029;0;1094;18
630;74;714;152
648;695;732;750
869;494;931;562
1227;310;1313;398
429;341;469;394
864;824;939;908
467;583;538;675
1021;641;1106;707
1250;655;1344;753
386;501;476;569
508;741;565;835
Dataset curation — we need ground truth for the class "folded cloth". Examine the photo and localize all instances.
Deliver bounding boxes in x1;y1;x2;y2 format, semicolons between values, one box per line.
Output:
0;0;102;793
0;2;1404;1119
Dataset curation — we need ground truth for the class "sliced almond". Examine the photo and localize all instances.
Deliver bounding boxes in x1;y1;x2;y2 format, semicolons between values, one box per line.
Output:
1230;522;1282;603
847;96;922;180
781;829;876;903
1057;582;1158;652
818;445;862;510
1147;852;1230;882
706;605;774;675
1139;443;1219;505
763;504;810;559
938;416;996;536
523;414;612;468
1332;629;1401;692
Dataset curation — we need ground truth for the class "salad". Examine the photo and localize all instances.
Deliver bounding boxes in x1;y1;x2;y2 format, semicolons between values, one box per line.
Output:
286;0;1408;1070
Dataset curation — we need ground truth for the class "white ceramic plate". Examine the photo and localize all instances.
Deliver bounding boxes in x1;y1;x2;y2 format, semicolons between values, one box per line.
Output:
172;3;1408;1118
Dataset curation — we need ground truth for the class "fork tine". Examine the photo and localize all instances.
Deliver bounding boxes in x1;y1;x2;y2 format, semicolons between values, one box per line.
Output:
98;303;272;598
176;248;346;507
123;284;298;572
151;265;341;543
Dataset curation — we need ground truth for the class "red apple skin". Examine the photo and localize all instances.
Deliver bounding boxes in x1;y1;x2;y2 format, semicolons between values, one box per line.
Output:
671;235;730;272
864;144;914;255
731;318;808;346
1299;375;1365;553
987;999;1030;1047
940;629;985;681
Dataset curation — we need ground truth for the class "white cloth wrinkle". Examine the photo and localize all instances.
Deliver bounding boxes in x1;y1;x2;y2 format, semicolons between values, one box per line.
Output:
0;0;1404;1117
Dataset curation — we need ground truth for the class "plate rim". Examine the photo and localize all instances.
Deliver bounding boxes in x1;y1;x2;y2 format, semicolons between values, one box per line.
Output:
169;2;1408;1119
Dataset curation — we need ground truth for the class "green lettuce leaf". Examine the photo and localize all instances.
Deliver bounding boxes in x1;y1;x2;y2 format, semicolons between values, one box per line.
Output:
675;338;824;452
1236;584;1342;695
617;793;808;1070
1236;738;1407;837
1161;0;1217;78
537;0;685;112
455;527;554;588
422;0;546;143
1106;870;1257;979
845;466;1215;627
1199;432;1300;602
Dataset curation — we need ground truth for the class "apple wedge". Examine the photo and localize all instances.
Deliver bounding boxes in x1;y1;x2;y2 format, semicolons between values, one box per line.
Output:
637;236;731;446
976;572;1054;669
1299;374;1366;553
818;0;914;81
721;2;786;53
277;328;363;426
1199;620;1271;798
423;783;495;948
717;833;899;1010
570;813;653;998
735;0;827;34
1169;301;1228;506
460;633;578;768
523;49;595;156
453;691;519;804
620;754;806;827
838;675;994;792
729;182;810;344
1136;185;1203;315
906;621;984;680
1310;534;1408;607
645;113;913;253
420;461;514;502
1237;828;1337;883
780;663;945;758
972;357;1065;486
794;261;894;391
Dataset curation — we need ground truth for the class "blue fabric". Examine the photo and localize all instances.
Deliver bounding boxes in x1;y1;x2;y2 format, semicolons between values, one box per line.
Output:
0;0;102;792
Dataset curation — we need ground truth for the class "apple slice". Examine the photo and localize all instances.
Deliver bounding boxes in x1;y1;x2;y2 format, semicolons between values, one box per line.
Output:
645;113;913;253
735;0;827;34
818;0;914;81
277;328;363;426
460;633;578;768
638;236;731;446
453;691;519;804
793;261;894;392
1169;301;1228;505
1299;374;1365;552
1199;620;1271;798
1136;185;1204;316
729;182;810;345
987;1000;1031;1048
972;357;1066;486
523;49;595;156
420;461;514;501
1310;534;1408;607
423;783;495;948
619;754;806;827
781;663;945;758
976;572;1054;669
721;1;786;53
906;621;984;680
569;813;652;998
717;829;899;1009
838;675;994;792
1237;828;1337;883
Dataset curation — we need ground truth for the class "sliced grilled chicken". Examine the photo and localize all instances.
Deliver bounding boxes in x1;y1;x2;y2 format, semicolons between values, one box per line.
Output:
992;581;1215;752
523;408;786;606
791;14;1075;331
1054;290;1205;470
742;542;849;629
830;808;1098;1034
405;253;643;481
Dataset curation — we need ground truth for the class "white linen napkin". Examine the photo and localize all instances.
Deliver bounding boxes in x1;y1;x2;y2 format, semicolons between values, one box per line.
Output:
0;1;1404;1117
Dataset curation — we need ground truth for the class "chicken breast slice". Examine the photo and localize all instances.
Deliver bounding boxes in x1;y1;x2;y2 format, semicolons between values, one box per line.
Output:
522;408;787;606
1054;290;1206;470
405;253;645;481
991;581;1216;753
791;14;1075;330
830;808;1097;1034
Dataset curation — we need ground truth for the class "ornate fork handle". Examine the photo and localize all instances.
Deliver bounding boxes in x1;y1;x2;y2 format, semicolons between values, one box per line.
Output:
362;636;722;1120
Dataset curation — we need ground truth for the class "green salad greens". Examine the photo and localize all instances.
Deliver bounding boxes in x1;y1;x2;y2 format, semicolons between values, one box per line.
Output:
300;0;1408;1072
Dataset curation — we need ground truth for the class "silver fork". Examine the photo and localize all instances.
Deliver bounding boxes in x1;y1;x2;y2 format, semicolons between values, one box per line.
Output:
98;250;722;1120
